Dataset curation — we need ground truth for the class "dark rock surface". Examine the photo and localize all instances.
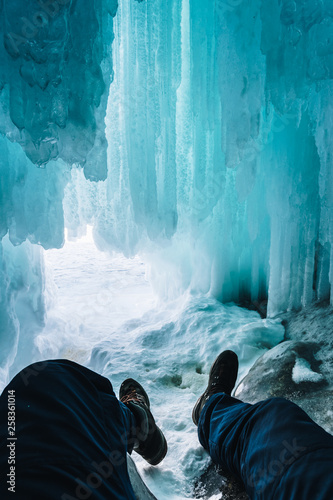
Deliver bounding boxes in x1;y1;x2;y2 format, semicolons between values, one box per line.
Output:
127;454;158;499
193;463;248;499
235;340;327;400
235;339;333;434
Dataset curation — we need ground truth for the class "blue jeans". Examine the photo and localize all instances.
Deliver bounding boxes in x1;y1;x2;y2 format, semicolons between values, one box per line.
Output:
0;360;137;499
198;394;333;500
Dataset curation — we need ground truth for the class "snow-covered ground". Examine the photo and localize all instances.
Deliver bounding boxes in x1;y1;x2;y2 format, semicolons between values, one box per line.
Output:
36;232;284;499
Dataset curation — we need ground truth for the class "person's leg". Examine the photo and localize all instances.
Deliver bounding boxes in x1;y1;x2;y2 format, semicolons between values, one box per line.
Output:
197;392;333;500
0;359;138;499
193;351;333;500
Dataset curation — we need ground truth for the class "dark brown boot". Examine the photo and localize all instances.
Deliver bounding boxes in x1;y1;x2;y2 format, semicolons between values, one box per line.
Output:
192;350;239;426
120;378;168;466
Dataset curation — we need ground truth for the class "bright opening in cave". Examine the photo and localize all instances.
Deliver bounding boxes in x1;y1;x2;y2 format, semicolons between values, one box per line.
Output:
40;226;156;366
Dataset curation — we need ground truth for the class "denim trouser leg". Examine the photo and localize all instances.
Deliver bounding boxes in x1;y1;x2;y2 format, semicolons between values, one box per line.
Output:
0;359;138;499
197;394;333;500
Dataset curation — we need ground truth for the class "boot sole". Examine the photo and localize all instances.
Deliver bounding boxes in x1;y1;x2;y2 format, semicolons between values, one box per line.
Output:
143;424;168;466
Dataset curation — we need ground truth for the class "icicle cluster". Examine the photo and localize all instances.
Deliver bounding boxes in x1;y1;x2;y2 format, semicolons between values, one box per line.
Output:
71;0;332;316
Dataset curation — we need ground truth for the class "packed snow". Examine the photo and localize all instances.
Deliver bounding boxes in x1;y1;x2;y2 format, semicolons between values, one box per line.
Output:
292;357;325;384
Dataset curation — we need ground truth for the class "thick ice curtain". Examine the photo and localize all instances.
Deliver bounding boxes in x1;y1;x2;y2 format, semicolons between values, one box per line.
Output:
89;0;332;315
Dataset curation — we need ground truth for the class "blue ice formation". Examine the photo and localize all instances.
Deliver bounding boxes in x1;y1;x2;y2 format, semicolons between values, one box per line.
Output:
0;0;117;176
0;0;117;379
70;0;333;317
0;0;333;375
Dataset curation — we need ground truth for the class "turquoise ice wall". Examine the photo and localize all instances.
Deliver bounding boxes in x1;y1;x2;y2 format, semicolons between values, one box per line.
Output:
0;0;332;382
75;0;332;316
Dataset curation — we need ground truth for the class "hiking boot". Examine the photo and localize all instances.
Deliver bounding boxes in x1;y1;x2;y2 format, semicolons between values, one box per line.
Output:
120;378;168;466
192;350;239;426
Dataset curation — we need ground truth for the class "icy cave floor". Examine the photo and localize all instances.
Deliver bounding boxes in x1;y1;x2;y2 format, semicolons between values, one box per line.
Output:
7;233;333;500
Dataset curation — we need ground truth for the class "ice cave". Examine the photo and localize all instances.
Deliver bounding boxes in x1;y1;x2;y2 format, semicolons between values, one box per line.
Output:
0;0;332;498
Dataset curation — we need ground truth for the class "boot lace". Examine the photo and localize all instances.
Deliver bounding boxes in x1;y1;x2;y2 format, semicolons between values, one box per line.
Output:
121;389;146;406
